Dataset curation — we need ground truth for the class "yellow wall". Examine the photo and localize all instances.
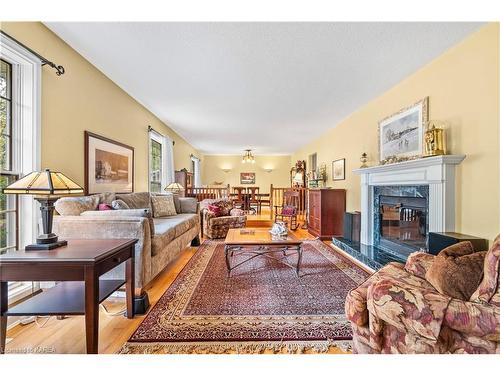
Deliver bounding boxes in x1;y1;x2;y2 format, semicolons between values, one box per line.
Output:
201;155;292;193
0;22;200;192
292;23;500;242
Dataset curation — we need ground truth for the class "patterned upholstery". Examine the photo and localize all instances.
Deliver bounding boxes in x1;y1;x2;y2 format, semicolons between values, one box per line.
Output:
345;237;500;354
200;198;247;239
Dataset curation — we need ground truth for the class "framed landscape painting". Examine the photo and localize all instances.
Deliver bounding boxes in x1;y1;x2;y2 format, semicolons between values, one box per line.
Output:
332;158;345;181
85;131;134;194
378;97;428;163
240;172;255;184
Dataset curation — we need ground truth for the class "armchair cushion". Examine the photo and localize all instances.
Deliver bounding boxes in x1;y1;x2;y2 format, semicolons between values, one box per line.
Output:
426;246;485;301
230;208;244;217
470;235;500;307
404;252;435;279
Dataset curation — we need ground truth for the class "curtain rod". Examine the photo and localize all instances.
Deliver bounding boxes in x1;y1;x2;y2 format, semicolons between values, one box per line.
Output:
148;125;175;146
0;30;65;76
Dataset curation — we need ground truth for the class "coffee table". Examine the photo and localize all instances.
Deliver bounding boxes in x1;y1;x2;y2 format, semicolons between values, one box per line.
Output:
224;228;303;276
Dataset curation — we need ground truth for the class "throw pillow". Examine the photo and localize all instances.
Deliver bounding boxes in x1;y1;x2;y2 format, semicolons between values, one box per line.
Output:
208;204;223;217
111;199;130;210
115;192;151;209
230;208;244;217
98;203;113;211
54;195;100;216
282;205;296;216
151;194;177;218
425;241;486;301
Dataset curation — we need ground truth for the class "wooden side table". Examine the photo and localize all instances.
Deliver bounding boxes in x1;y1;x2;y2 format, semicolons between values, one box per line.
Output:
0;238;137;354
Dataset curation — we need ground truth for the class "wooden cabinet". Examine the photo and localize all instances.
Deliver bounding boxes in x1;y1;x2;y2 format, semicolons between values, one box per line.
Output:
175;170;193;195
308;189;346;240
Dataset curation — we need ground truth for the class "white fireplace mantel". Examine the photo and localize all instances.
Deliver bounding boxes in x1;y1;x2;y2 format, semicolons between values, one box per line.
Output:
353;155;466;246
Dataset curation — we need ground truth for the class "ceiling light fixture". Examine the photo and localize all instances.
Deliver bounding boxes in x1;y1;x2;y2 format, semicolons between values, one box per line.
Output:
241;149;256;164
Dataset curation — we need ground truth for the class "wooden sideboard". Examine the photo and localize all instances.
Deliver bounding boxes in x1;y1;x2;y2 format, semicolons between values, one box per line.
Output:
308;189;346;240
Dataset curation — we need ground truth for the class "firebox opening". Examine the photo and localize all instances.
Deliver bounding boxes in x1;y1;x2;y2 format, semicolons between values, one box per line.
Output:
379;195;427;254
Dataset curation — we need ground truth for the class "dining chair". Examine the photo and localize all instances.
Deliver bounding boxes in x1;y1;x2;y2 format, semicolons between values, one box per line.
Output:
232;186;247;210
247;186;261;214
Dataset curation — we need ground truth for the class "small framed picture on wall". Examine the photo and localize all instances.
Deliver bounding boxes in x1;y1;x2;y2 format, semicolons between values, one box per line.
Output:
332;158;345;181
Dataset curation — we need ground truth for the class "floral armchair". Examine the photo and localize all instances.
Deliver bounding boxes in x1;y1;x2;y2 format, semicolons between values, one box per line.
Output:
345;235;500;354
200;198;247;239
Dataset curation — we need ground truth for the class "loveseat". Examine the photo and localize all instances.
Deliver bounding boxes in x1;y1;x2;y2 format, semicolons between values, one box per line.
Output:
345;235;500;354
53;192;200;307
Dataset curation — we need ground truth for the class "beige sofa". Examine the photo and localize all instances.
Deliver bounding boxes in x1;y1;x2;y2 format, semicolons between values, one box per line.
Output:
53;192;200;308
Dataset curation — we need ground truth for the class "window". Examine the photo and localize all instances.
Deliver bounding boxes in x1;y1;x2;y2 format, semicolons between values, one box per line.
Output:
1;33;42;301
150;138;162;193
309;153;317;172
1;60;12;171
0;60;18;255
149;129;174;192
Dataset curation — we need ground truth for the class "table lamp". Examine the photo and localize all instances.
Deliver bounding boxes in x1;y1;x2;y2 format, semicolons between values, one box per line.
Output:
2;169;84;251
165;182;184;195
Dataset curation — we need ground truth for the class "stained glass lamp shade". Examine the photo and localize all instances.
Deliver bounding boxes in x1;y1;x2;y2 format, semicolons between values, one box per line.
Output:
2;169;84;251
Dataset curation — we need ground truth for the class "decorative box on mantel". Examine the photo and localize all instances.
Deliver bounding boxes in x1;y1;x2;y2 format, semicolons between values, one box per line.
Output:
354;155;466;247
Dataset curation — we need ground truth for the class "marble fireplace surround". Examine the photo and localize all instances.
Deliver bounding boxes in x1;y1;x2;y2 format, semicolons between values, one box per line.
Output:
353;155;466;247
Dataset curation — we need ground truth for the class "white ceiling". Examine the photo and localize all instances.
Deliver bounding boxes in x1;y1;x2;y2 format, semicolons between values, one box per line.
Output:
45;22;482;155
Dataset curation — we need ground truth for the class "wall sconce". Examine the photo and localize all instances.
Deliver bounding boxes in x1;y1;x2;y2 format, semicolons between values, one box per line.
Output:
221;168;232;173
263;168;273;173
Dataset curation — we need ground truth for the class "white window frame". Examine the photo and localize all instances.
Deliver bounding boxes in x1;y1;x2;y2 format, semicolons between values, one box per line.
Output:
1;33;42;303
148;129;174;192
191;155;201;187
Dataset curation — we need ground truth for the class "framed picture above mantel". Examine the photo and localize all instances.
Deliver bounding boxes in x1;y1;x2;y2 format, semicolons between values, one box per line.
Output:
378;97;429;164
84;131;134;194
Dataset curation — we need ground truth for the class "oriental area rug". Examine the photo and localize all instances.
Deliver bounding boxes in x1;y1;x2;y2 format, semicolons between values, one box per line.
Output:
119;239;370;354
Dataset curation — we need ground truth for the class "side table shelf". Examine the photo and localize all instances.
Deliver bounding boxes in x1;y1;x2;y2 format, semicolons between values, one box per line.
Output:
6;280;125;316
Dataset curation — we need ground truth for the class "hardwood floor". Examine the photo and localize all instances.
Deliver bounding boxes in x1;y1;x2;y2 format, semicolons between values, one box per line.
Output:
4;226;347;354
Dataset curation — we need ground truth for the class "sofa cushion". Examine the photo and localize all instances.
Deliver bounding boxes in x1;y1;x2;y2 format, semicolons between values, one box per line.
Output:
115;192;151;210
151;194;177;217
179;197;198;214
94;192;116;205
151;219;177;256
426;241;485;301
111;199;130;210
55;195;99;216
151;214;199;256
80;208;155;236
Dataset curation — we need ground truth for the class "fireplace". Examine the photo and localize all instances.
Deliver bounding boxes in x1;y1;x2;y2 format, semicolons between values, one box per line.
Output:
378;194;427;255
332;155;466;270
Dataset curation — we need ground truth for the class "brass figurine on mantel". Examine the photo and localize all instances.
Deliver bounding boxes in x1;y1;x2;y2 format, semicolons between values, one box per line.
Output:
360;152;368;168
424;121;446;157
